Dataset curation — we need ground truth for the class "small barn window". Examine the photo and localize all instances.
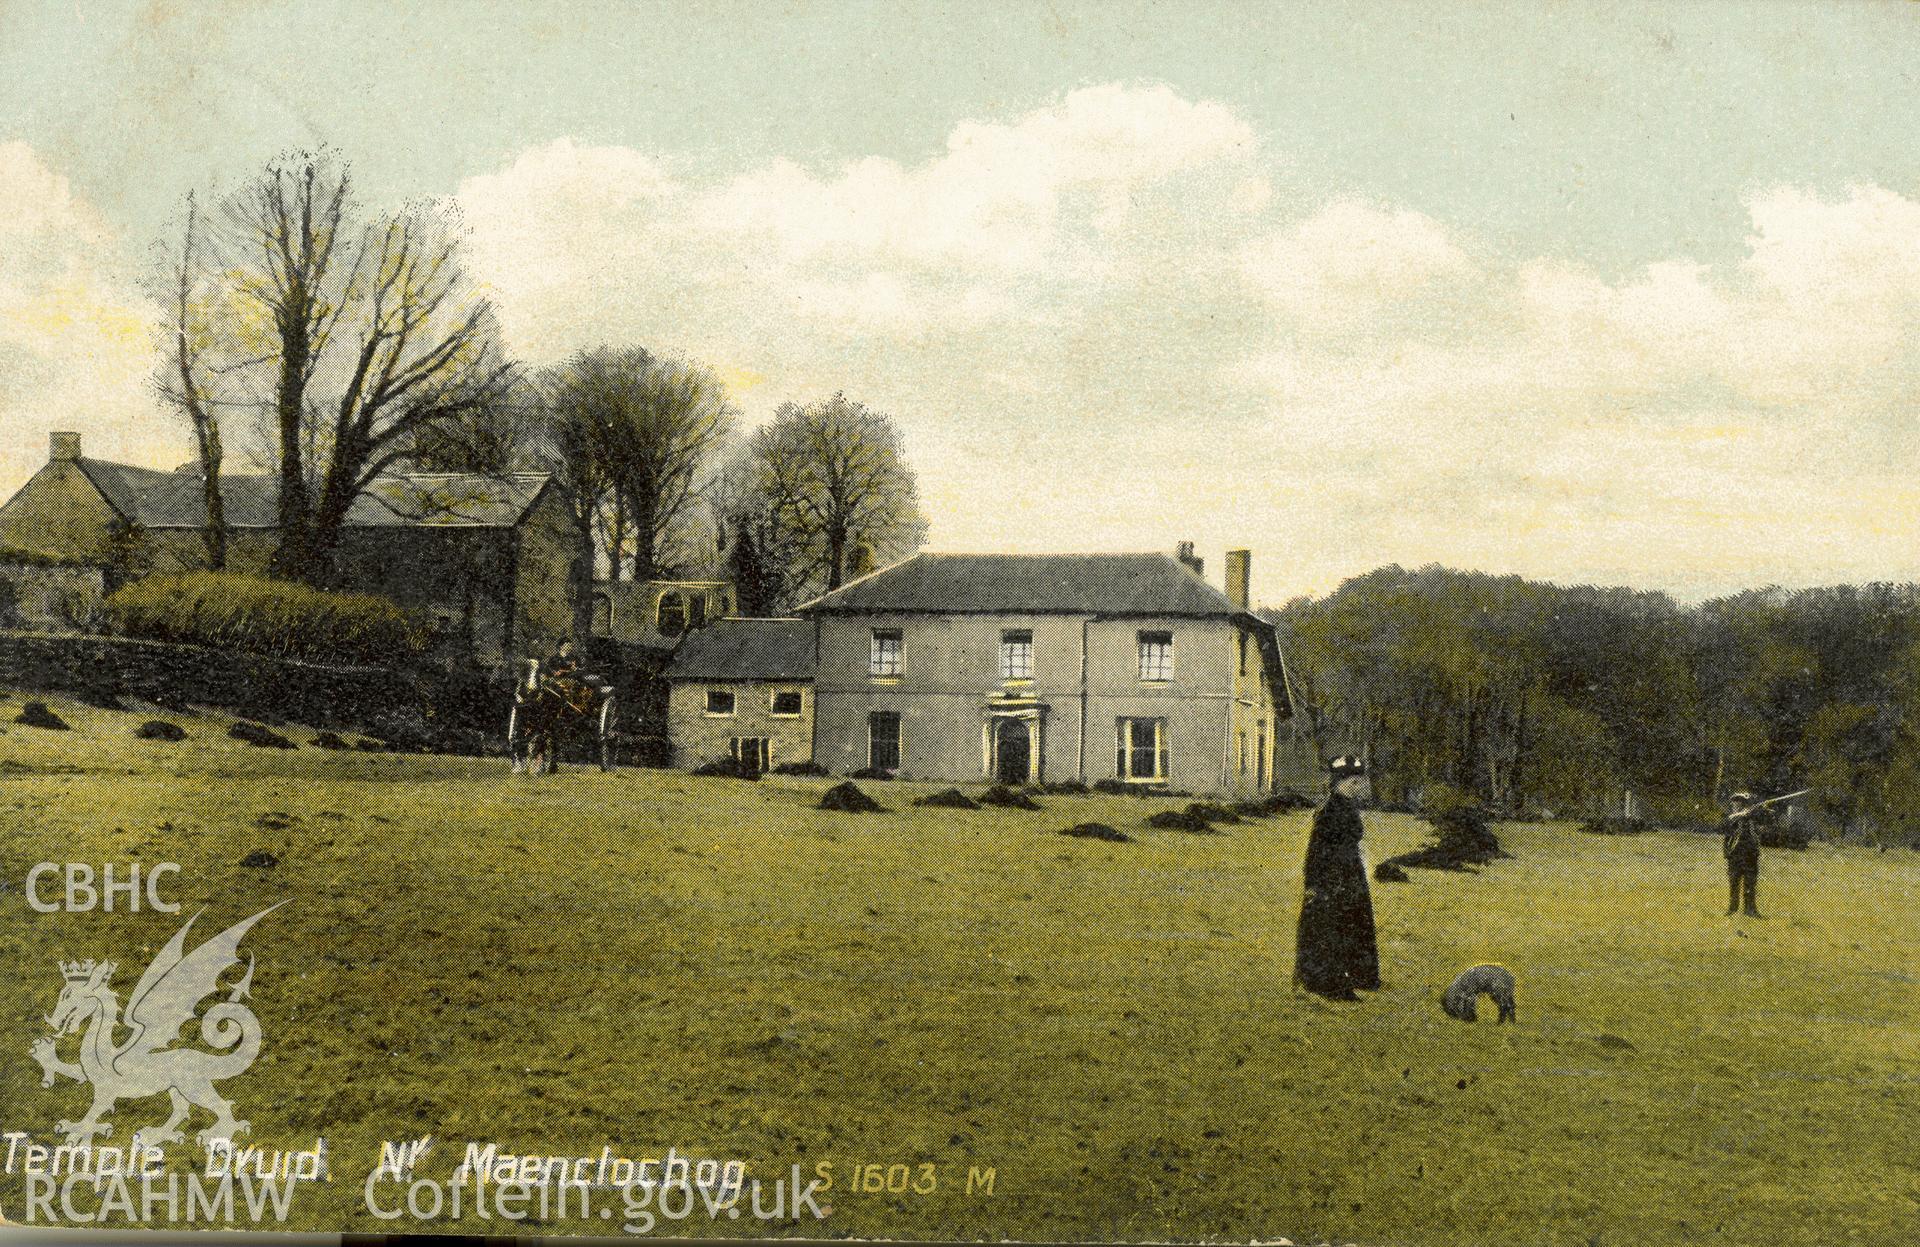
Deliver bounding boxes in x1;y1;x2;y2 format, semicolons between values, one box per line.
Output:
704;689;735;716
1138;631;1174;681
999;629;1034;680
770;690;803;717
657;592;687;638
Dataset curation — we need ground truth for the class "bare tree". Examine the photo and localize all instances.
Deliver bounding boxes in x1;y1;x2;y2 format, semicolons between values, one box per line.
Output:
548;347;736;583
153;193;238;568
612;353;736;580
218;151;353;579
300;211;517;578
205;150;516;584
400;386;542;476
747;394;927;599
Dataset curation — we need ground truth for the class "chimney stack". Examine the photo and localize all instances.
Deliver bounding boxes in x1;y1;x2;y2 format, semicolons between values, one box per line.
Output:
49;432;81;462
1175;540;1205;578
1225;549;1251;611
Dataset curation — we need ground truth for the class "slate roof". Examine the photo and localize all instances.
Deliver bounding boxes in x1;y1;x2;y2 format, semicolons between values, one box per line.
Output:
797;553;1241;618
663;618;816;682
74;459;551;529
74;460;211;522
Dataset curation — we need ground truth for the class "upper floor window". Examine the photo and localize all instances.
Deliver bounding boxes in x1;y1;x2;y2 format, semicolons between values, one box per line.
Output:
687;594;708;630
999;629;1034;680
704;689;735;716
1138;630;1174;681
657;592;686;638
770;689;804;717
869;629;903;678
1238;632;1249;677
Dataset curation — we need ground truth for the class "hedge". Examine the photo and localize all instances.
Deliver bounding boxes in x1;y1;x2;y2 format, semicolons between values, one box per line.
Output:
0;546;99;569
106;572;425;666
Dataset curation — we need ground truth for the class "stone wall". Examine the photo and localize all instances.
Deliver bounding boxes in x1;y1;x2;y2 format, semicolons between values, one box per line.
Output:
0;630;423;731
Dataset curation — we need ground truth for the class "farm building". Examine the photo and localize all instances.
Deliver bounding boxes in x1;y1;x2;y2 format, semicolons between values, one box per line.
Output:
795;546;1315;796
0;431;575;669
662;616;815;772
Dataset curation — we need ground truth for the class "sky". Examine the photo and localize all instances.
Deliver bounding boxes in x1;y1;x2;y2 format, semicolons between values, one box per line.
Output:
3;0;1919;605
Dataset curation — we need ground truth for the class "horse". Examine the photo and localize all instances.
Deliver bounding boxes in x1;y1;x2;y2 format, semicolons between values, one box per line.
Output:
508;658;618;774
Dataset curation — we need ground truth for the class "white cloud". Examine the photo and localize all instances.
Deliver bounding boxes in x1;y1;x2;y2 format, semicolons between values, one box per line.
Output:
0;142;166;489
456;96;1920;599
457;84;1264;356
705;82;1255;271
1239;201;1476;333
1227;182;1920;595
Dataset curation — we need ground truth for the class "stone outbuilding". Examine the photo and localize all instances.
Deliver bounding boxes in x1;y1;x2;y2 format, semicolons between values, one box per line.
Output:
0;432;575;669
662;617;815;772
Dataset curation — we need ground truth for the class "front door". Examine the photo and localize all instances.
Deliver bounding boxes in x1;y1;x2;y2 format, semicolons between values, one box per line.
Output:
995;718;1031;785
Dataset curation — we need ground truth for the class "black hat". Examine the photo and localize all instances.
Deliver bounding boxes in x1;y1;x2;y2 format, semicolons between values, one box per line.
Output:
1328;755;1366;778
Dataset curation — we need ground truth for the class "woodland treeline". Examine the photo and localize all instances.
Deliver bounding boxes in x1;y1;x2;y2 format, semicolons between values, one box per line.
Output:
1269;566;1920;844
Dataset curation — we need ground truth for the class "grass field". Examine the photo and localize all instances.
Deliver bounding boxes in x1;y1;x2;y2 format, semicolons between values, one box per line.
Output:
2;689;1918;1244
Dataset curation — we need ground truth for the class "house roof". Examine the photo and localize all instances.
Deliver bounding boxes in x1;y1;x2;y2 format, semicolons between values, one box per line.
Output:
79;463;283;527
74;459;551;530
796;552;1242;618
663;618;815;682
73;460;213;522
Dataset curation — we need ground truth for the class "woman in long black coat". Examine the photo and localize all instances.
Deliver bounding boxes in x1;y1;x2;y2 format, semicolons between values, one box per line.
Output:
1294;756;1381;1001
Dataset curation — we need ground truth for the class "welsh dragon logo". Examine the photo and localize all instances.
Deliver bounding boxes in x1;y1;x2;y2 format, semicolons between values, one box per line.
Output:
30;904;282;1149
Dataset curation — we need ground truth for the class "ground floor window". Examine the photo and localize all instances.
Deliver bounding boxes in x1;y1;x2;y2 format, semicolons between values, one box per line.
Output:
731;737;770;771
869;711;901;771
1117;717;1169;782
